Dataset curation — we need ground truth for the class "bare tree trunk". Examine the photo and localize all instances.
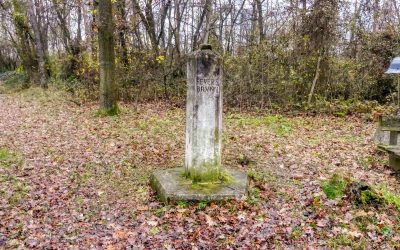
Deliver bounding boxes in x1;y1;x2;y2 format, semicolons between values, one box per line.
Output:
250;0;257;45
77;0;82;44
392;0;400;28
255;0;264;43
192;0;211;50
131;2;144;49
27;1;47;88
172;0;186;57
11;0;38;82
307;54;322;106
83;0;91;52
132;0;159;54
225;0;245;52
157;0;172;50
91;0;98;61
98;0;118;113
202;0;213;44
117;0;128;65
372;0;379;33
52;0;72;53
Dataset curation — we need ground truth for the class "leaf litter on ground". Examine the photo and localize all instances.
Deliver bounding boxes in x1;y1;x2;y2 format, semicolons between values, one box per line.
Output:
0;88;399;248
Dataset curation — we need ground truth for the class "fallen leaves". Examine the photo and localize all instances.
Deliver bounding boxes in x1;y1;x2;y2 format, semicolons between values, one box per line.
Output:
0;90;399;248
205;214;217;227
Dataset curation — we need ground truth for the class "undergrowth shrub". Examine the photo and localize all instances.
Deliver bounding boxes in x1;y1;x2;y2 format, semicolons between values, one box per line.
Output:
0;71;29;93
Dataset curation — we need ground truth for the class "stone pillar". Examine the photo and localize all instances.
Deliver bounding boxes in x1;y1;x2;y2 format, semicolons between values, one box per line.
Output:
185;44;223;182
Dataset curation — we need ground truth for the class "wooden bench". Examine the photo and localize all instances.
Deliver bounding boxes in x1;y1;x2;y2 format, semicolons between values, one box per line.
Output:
377;116;400;172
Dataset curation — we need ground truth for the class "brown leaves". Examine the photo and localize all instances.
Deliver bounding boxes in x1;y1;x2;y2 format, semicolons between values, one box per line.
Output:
0;93;399;249
205;214;217;227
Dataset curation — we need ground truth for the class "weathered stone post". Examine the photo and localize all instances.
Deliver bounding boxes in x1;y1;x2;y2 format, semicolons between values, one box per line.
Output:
150;45;247;202
185;44;222;182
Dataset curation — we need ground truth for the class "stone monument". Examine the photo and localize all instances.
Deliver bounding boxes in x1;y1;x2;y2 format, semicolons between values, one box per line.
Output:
185;43;222;182
151;44;248;202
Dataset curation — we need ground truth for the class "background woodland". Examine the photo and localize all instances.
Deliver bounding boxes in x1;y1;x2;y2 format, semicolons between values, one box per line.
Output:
1;0;400;109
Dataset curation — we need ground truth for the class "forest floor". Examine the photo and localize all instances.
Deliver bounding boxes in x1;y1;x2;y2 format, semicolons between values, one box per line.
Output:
0;86;399;249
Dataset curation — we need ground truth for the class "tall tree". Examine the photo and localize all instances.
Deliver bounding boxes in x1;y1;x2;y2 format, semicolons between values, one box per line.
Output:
132;0;159;54
98;0;118;113
52;0;82;76
255;0;264;43
116;0;128;66
192;0;212;50
27;0;48;88
11;0;38;82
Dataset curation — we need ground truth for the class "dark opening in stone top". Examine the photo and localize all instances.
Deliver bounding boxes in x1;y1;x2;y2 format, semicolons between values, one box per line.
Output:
200;44;212;50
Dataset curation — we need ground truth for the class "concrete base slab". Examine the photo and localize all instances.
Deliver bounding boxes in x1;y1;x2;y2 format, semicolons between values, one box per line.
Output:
150;167;248;202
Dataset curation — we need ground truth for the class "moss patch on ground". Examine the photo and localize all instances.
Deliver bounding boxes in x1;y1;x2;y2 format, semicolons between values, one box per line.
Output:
96;104;121;117
322;174;348;199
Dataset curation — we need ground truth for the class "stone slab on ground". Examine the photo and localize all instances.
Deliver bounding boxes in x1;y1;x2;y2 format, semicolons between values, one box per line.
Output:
151;167;248;202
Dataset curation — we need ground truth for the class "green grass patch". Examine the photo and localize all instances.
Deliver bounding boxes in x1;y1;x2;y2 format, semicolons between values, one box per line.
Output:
197;201;208;210
0;174;30;205
150;227;159;234
333;112;346;117
248;187;261;205
354;214;376;232
380;225;392;237
290;227;302;239
227;114;294;136
177;200;188;208
0;148;22;168
381;188;400;211
322;174;348;199
327;234;367;249
248;168;277;183
359;156;375;169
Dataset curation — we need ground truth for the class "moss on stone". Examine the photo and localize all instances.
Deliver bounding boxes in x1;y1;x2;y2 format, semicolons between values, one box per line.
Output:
96;104;120;117
152;167;247;202
185;159;218;182
182;166;234;193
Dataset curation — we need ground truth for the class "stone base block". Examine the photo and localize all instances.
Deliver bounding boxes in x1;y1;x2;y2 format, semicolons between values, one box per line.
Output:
150;167;248;202
389;153;400;172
